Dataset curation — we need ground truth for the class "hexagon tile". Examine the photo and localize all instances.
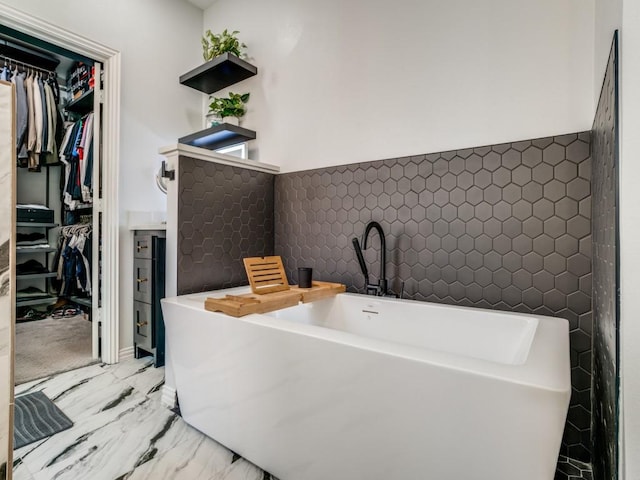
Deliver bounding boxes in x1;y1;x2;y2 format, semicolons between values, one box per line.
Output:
177;156;275;295
275;132;592;462
591;34;618;480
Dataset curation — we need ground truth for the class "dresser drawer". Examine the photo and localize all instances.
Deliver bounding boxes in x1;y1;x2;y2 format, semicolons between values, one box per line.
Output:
134;258;152;304
134;301;153;349
134;234;153;259
133;230;166;367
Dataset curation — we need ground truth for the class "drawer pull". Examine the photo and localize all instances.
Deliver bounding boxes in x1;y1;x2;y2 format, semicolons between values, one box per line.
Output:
136;277;148;283
137;245;148;251
136;321;148;327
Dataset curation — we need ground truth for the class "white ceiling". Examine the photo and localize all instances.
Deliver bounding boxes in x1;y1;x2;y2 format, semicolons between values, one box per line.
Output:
185;0;216;10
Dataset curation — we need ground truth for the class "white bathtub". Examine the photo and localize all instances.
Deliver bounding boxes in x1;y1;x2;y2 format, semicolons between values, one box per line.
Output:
162;287;570;480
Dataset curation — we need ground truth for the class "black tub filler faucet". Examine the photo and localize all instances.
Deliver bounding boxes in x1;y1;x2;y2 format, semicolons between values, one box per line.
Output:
352;221;389;296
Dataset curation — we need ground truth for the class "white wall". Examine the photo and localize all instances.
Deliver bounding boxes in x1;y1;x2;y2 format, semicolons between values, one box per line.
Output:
594;0;621;108
619;3;640;478
592;1;640;478
0;0;204;352
204;0;594;173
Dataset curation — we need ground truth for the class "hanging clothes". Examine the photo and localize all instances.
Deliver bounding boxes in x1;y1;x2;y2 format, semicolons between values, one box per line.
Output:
12;68;29;162
55;224;92;297
60;113;94;212
43;81;58;164
24;73;38;170
38;75;48;153
0;59;64;170
32;73;43;157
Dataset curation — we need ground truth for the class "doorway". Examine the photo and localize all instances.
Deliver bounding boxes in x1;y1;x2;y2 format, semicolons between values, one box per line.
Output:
0;4;120;368
6;31;101;381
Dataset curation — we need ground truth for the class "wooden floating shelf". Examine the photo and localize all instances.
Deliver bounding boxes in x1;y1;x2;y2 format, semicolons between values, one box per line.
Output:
179;123;256;150
205;281;346;318
179;52;257;94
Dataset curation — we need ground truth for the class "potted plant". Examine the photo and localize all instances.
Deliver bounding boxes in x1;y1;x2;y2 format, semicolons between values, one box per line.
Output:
207;92;250;126
202;29;247;61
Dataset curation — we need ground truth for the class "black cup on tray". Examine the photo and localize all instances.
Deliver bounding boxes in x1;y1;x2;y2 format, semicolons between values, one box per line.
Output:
298;267;313;288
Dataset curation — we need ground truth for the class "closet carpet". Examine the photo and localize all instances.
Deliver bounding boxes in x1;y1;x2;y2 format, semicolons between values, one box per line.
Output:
15;315;94;384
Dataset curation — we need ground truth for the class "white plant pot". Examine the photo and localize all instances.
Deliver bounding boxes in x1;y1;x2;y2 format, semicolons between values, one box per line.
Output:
223;116;240;126
206;113;223;128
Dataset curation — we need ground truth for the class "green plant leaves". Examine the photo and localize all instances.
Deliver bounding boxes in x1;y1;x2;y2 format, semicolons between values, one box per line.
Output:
201;29;247;61
208;92;251;118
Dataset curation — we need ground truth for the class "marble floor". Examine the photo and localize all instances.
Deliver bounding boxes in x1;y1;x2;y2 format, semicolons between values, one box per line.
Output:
12;357;276;480
11;356;592;480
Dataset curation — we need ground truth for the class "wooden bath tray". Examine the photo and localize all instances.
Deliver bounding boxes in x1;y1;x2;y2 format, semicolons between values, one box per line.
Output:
204;289;301;317
291;281;347;303
204;281;346;317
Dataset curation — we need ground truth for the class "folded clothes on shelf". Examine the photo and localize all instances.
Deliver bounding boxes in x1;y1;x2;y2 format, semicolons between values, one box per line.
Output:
16;232;48;245
16;259;48;275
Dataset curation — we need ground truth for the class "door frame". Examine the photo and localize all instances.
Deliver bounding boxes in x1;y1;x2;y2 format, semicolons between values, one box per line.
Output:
0;4;121;363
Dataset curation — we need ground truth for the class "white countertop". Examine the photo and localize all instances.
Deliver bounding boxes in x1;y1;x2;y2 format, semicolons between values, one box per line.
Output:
159;143;280;174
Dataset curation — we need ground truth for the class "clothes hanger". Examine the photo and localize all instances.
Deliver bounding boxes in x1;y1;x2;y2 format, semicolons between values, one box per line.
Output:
63;223;91;236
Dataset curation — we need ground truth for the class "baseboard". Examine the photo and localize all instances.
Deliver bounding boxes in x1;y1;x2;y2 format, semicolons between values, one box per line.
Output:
161;385;177;409
118;346;134;362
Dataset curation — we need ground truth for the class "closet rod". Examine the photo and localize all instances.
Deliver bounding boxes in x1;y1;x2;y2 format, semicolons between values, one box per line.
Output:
0;54;55;75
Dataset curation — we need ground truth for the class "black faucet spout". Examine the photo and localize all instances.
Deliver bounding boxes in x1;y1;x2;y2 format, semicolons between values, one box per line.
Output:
362;221;387;296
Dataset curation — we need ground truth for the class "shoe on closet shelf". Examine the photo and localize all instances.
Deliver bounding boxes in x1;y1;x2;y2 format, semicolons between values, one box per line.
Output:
16;308;47;322
50;306;83;319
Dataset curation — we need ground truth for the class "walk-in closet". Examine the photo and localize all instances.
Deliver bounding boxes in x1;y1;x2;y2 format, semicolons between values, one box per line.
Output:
3;26;103;384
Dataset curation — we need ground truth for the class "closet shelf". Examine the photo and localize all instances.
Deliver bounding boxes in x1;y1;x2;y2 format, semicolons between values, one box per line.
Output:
65;89;94;115
16;296;57;307
179;123;256;150
16;222;58;228
16;247;56;254
68;296;91;308
16;272;57;280
179;53;257;94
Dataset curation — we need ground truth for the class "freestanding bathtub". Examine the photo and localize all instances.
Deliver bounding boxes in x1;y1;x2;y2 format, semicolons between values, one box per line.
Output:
161;287;570;480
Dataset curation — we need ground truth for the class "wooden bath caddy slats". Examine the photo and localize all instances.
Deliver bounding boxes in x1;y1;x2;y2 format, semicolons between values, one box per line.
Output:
204;281;346;317
243;256;290;294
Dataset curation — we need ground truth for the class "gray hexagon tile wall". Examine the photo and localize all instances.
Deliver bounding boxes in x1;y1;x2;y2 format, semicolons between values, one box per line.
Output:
591;33;618;480
275;133;592;461
178;158;275;295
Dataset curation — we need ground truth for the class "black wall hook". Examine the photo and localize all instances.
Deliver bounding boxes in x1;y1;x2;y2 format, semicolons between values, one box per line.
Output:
161;160;175;181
